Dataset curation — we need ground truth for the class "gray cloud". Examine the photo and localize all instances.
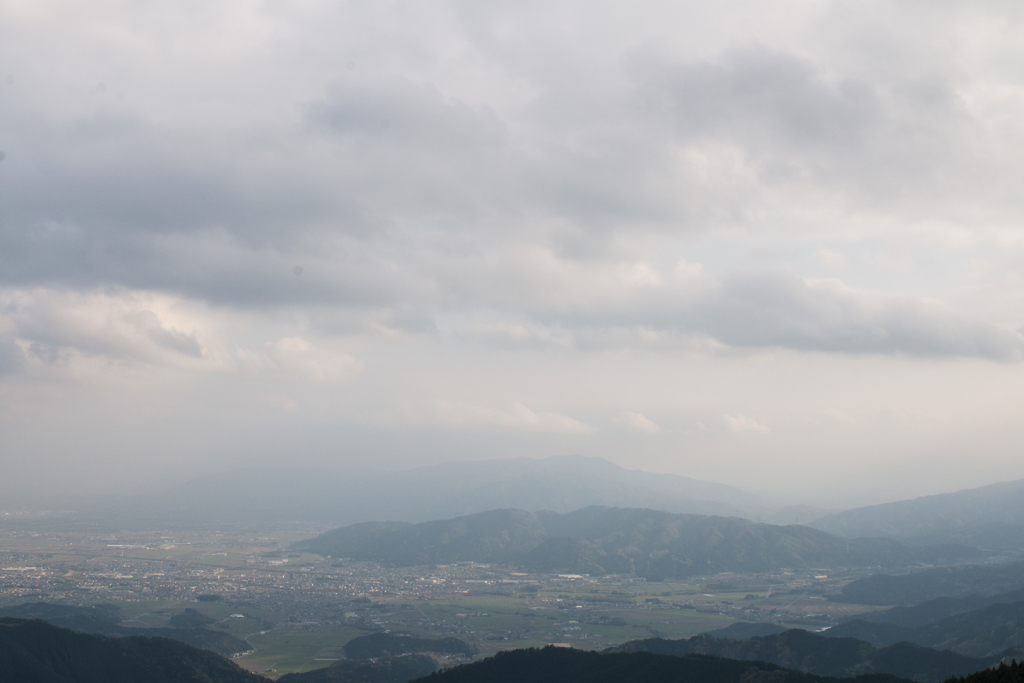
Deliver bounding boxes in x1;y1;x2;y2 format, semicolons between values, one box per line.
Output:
0;340;23;375
124;310;203;357
0;2;1019;359
700;272;1024;360
3;0;1024;503
445;265;1024;360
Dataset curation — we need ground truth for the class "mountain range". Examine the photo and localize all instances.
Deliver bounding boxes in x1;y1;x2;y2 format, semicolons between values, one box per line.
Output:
827;601;1024;658
35;456;1024;556
78;455;807;530
295;506;971;578
837;563;1024;606
810;479;1024;549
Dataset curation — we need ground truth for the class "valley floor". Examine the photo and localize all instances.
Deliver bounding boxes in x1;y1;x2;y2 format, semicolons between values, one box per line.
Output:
0;527;888;678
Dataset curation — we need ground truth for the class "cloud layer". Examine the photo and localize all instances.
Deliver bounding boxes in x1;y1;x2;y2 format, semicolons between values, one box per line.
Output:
3;0;1024;501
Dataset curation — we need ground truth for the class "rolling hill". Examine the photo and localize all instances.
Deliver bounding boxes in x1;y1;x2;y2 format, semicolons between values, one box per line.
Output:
826;600;1024;658
0;617;264;683
810;479;1024;549
0;603;250;657
610;628;1012;683
277;655;438;683
295;506;957;578
836;563;1024;606
414;646;910;683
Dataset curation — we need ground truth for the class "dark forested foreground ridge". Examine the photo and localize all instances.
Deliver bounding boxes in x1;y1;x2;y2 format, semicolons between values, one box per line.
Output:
951;661;1024;683
277;654;438;683
416;646;912;683
610;628;1019;683
0;618;264;683
296;506;975;578
343;633;477;659
2;615;1019;683
0;602;251;657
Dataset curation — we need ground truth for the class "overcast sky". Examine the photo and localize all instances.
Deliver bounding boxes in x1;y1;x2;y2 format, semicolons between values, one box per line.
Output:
3;0;1024;508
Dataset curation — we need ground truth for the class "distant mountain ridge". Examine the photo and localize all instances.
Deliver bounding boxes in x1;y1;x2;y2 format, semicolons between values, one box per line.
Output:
826;601;1024;658
810;479;1024;549
853;587;1024;628
77;455;818;530
836;562;1024;606
295;506;966;578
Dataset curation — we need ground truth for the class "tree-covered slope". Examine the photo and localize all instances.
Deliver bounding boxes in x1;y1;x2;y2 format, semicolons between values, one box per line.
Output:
826;601;1024;658
0;602;251;657
297;506;936;578
947;660;1024;683
0;618;266;683
277;654;438;683
413;646;910;683
608;628;1003;683
853;589;1024;629
810;479;1024;549
343;633;476;659
837;564;1024;606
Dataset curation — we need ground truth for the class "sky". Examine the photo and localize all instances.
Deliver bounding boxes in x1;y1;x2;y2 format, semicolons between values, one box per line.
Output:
3;0;1024;509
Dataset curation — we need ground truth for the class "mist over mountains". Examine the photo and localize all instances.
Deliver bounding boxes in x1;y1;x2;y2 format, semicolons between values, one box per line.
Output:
66;456;1024;559
810;480;1024;549
86;456;818;529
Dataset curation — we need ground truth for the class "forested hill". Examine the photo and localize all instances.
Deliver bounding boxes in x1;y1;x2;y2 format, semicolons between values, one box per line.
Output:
414;646;911;683
810;479;1024;549
0;602;250;657
609;628;1011;683
0;618;265;683
296;506;961;578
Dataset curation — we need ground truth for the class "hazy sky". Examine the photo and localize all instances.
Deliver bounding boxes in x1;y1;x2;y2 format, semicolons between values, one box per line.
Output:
3;0;1024;508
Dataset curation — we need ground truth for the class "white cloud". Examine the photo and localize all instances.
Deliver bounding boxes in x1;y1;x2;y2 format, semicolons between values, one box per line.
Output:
619;411;661;434
0;288;210;373
264;337;359;382
428;400;593;434
722;413;770;434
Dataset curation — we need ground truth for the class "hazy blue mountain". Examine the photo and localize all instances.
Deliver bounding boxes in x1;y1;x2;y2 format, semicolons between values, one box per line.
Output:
0;603;251;657
609;629;1007;683
810;479;1024;549
414;646;909;683
825;601;1024;658
0;617;265;683
836;563;1024;606
81;455;803;529
295;506;954;578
